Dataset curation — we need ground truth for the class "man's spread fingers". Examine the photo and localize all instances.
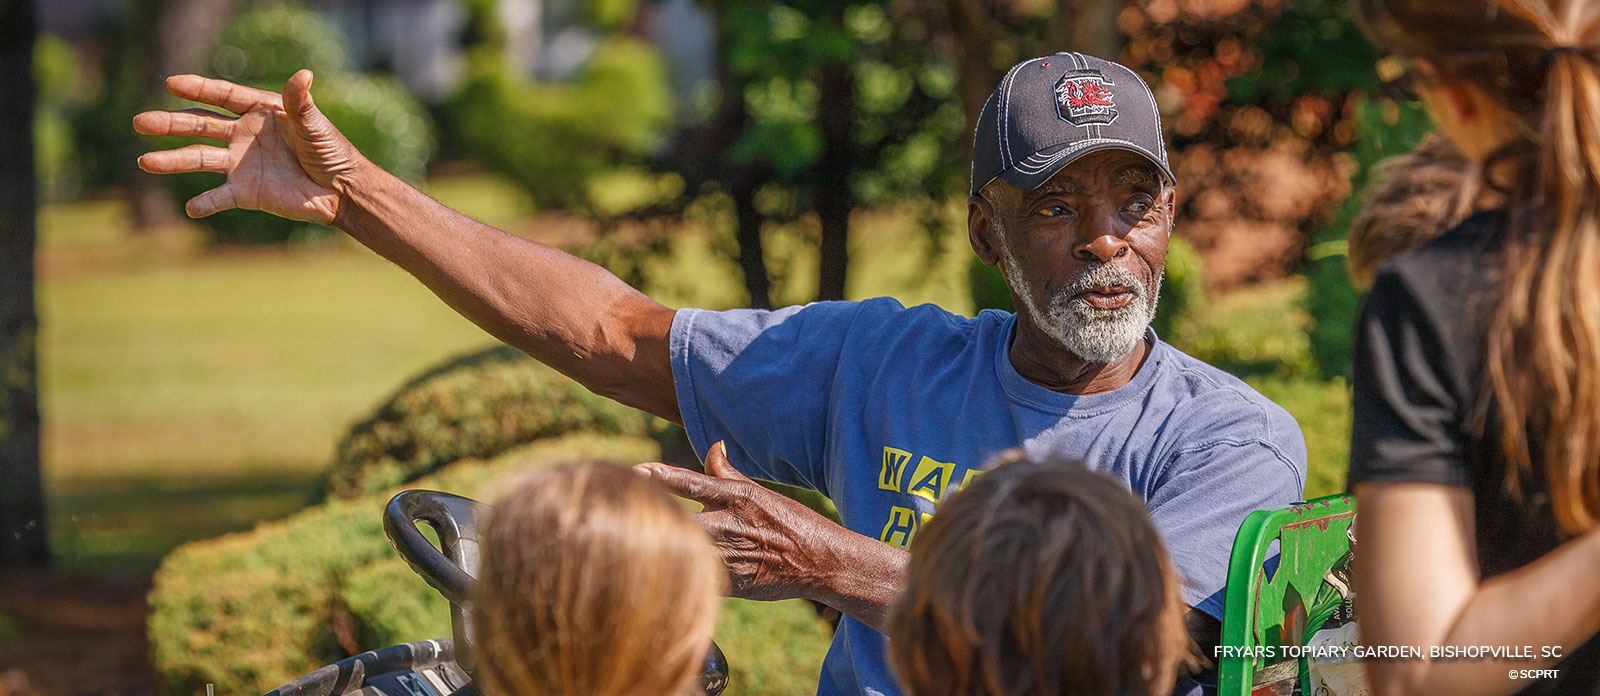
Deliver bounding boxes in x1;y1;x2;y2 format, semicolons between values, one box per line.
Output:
186;185;238;218
133;108;237;141
635;463;732;505
704;441;752;482
165;74;281;115
138;144;231;175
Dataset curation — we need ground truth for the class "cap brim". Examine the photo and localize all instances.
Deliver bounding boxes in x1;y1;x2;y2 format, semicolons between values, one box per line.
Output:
995;140;1176;193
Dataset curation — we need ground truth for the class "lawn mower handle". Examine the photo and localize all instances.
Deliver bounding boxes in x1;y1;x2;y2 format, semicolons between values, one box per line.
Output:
384;490;488;675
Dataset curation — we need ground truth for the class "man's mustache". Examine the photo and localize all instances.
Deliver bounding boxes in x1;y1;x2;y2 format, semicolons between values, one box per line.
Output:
1057;264;1145;302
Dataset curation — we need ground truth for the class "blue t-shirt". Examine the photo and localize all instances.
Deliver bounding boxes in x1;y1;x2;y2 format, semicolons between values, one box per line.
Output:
669;297;1307;696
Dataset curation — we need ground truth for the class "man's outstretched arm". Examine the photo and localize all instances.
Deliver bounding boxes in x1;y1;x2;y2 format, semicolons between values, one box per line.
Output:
134;70;679;421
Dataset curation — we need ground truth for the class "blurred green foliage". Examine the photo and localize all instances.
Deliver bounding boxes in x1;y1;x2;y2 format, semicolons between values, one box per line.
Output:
1224;0;1382;106
207;3;348;86
324;344;678;500
1304;100;1434;378
444;38;674;215
1172;279;1317;382
162;3;435;245
1153;235;1206;339
967;259;1013;314
148;436;833;696
1221;0;1436;378
35;34;83;202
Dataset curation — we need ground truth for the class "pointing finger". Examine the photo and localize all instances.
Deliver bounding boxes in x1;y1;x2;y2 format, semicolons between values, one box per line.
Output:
703;441;752;482
635;463;735;506
133;108;237;141
138;144;231;175
165;74;282;116
186;184;238;218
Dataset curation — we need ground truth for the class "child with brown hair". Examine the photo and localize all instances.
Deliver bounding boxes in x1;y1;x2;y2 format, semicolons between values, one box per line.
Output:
886;450;1195;696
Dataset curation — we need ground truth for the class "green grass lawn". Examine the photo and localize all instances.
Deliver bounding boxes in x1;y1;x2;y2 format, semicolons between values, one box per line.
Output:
41;197;491;571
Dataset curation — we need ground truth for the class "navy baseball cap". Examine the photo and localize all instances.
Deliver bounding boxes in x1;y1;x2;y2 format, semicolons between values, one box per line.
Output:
970;52;1175;197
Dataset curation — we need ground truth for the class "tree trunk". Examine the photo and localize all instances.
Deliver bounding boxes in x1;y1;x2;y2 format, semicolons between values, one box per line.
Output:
0;0;48;568
942;0;1004;159
133;0;241;231
813;59;853;303
731;176;772;309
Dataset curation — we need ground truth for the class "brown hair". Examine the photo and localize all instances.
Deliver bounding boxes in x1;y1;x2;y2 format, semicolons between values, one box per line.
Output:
886;450;1193;696
1357;0;1600;534
474;462;725;696
1347;132;1476;289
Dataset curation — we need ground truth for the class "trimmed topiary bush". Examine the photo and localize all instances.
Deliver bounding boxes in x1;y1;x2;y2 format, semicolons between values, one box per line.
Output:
163;3;435;245
149;435;834;696
1152;235;1205;339
444;38;673;216
323;344;684;500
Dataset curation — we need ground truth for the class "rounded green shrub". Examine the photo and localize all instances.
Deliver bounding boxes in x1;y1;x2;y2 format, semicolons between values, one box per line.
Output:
207;2;350;88
167;3;435;245
324;344;681;500
967;258;1014;314
444;38;672;216
1152;234;1206;339
148;437;833;696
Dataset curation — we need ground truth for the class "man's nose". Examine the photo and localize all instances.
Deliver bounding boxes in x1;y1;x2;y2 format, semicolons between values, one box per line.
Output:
1074;214;1130;262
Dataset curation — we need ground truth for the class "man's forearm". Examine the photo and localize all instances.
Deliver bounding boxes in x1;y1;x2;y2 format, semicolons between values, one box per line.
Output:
331;162;680;421
811;530;909;633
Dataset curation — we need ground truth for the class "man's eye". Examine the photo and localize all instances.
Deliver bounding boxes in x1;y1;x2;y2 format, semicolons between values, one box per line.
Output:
1038;204;1072;217
1125;199;1152;213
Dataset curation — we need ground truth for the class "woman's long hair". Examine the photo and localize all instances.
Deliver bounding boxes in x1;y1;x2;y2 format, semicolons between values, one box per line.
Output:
1357;0;1600;535
474;462;725;696
886;450;1194;696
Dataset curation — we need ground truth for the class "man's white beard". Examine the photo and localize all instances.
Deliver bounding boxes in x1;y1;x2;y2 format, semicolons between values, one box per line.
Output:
1000;246;1162;364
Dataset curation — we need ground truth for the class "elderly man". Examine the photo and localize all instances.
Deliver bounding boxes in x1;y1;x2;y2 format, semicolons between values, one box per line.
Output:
136;53;1304;695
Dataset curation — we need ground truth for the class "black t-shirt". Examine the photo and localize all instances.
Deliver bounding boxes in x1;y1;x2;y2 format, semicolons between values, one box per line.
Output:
1348;210;1600;694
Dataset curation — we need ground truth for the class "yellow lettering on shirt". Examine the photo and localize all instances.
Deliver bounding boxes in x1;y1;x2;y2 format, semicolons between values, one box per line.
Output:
879;446;913;492
879;505;930;549
906;456;955;503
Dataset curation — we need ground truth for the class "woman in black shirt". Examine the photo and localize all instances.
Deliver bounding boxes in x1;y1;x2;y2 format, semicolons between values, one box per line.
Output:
1350;1;1600;694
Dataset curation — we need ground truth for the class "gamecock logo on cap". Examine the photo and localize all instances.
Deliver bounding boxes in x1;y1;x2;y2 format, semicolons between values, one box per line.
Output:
1054;70;1118;126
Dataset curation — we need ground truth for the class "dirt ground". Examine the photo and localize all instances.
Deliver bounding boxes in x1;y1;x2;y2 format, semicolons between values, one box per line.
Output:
0;570;156;696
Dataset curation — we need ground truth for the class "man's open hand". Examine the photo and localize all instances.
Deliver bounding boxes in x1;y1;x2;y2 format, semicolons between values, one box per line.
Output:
134;70;368;225
637;442;851;603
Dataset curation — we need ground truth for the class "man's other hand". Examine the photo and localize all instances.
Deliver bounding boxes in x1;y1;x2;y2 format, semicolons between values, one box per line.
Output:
134;70;368;225
637;441;849;603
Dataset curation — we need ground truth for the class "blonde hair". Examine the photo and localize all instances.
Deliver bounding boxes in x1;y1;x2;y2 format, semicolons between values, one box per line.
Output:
887;450;1194;696
1358;0;1600;535
474;462;725;696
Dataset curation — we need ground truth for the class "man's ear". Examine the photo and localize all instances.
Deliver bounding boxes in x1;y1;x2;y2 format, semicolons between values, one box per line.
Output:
969;195;1002;267
1160;186;1177;235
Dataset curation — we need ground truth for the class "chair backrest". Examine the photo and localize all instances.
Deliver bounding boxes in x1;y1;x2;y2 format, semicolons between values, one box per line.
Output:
1218;493;1357;696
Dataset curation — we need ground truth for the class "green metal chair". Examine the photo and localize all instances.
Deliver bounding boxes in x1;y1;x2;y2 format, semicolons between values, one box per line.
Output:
1218;493;1358;696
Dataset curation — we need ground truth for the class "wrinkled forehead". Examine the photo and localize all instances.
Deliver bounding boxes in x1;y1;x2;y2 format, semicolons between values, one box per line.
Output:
1025;153;1165;199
